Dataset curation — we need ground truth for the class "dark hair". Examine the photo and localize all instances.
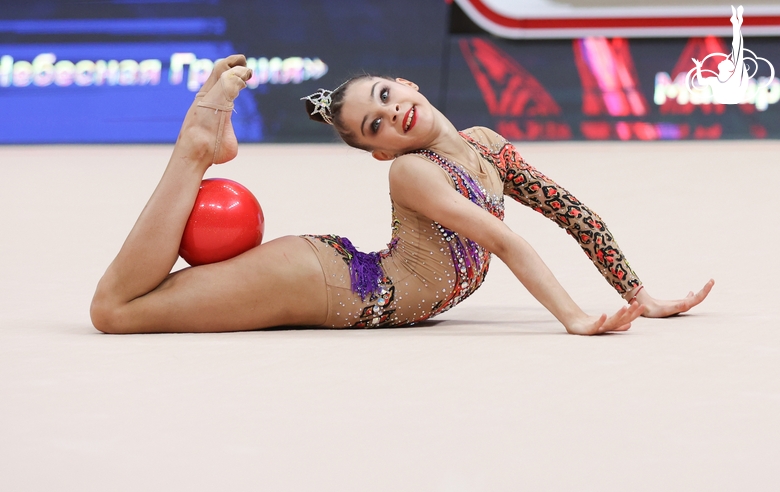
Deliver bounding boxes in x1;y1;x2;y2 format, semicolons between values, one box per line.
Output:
304;74;391;151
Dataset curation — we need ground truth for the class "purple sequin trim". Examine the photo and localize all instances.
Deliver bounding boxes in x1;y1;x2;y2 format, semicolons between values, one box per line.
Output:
340;237;383;300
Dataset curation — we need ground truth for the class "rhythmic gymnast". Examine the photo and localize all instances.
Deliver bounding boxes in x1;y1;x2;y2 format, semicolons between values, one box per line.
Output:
690;5;749;104
90;55;713;335
688;5;775;105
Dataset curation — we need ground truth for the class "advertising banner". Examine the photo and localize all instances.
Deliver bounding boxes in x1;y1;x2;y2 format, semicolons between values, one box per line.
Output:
444;35;779;140
0;1;777;143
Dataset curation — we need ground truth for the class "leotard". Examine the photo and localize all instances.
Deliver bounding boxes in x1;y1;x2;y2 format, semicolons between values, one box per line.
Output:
302;127;640;328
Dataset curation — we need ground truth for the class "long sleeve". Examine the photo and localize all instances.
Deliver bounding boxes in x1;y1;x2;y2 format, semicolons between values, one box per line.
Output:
466;130;642;297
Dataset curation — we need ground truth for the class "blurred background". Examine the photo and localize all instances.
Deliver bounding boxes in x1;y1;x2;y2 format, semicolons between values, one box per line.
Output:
0;0;778;144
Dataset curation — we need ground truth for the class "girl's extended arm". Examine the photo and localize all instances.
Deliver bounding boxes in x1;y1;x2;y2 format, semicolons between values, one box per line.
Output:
477;128;713;317
389;154;643;335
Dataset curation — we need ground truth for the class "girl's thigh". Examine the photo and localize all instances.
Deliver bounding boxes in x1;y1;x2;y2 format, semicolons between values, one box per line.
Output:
117;236;328;333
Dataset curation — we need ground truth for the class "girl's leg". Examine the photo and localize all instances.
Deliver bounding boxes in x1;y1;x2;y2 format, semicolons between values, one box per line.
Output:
91;62;327;333
95;236;328;334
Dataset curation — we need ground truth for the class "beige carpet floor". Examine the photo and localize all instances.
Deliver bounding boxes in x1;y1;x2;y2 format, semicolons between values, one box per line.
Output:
1;140;778;491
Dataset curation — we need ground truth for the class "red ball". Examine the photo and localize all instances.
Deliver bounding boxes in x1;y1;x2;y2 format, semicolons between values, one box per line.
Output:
179;178;265;266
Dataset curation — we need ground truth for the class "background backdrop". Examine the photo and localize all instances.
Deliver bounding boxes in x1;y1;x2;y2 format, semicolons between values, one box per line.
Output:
1;0;778;143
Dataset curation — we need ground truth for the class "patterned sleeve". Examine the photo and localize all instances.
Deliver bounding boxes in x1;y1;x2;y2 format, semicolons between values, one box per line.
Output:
490;136;641;297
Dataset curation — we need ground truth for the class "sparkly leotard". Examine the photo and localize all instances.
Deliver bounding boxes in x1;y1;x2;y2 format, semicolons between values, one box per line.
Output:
302;127;640;328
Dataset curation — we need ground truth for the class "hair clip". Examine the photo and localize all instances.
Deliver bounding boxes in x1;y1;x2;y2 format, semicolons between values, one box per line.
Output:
301;88;334;125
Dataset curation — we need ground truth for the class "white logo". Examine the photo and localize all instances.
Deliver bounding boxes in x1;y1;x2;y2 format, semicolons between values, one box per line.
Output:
686;5;775;104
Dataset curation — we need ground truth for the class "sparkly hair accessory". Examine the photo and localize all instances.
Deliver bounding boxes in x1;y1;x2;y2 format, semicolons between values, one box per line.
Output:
301;88;334;125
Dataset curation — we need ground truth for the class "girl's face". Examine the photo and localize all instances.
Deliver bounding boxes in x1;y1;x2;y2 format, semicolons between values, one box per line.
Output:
338;77;436;160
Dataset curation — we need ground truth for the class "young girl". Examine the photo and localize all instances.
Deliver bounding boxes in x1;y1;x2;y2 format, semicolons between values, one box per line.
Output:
90;55;712;335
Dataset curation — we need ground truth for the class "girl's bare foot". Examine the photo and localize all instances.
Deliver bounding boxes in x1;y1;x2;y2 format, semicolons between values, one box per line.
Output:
179;55;246;145
194;54;247;101
182;66;253;165
178;55;248;137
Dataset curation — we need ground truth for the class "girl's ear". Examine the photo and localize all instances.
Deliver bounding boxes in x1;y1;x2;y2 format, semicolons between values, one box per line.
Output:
395;78;419;91
371;150;396;161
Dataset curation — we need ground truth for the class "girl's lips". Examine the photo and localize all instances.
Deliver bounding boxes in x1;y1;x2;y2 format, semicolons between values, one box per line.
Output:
403;106;417;132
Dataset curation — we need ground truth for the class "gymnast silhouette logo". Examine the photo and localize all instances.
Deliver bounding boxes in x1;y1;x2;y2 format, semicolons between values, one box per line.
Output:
686;5;775;104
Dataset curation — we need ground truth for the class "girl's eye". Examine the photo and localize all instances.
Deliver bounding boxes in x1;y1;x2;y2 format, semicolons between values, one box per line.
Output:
371;118;381;133
380;88;389;102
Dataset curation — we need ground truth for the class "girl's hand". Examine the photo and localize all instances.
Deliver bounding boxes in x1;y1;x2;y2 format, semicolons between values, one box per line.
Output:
565;302;644;336
634;279;715;318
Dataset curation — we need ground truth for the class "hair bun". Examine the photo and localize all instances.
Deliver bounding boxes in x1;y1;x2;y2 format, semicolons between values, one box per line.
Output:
304;99;330;124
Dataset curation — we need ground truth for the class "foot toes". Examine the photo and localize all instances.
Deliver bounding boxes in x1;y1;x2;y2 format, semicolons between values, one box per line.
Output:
218;67;252;101
214;54;247;74
225;54;247;68
197;55;248;95
228;66;253;82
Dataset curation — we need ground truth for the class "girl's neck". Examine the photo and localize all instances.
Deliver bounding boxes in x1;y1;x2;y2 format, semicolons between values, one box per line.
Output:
425;114;478;169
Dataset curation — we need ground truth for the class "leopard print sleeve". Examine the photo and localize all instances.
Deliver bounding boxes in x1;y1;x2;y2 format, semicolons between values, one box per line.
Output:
479;132;642;297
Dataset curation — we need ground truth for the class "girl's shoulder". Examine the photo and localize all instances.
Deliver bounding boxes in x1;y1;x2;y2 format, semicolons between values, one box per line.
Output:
460;126;510;152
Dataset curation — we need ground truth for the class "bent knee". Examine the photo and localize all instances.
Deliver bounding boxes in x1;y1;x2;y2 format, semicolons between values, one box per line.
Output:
90;296;133;334
90;297;118;334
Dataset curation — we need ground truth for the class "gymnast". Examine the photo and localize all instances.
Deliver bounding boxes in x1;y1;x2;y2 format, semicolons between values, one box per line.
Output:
90;55;713;335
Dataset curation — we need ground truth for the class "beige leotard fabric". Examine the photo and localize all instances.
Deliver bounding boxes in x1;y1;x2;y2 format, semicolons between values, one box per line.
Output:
302;126;640;328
